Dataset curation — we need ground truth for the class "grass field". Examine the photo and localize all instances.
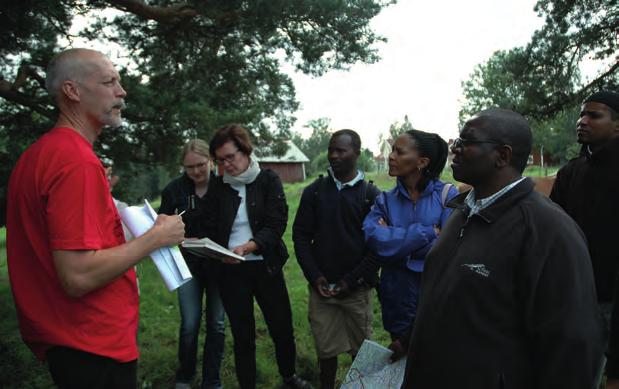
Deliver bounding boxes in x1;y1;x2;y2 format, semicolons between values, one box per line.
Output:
0;168;555;388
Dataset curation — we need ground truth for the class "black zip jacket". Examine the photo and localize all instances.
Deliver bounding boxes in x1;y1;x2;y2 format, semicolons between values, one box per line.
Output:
201;169;289;275
403;178;603;389
159;173;221;276
292;175;380;288
159;173;213;238
550;136;619;303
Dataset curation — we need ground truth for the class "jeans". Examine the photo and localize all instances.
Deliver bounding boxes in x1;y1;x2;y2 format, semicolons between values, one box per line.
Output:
176;264;226;389
47;346;137;389
220;261;297;389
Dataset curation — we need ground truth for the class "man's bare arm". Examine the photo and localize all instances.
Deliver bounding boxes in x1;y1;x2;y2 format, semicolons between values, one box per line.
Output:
53;214;185;297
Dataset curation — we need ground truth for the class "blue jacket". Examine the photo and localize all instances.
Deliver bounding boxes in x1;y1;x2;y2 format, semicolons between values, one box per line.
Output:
364;178;458;272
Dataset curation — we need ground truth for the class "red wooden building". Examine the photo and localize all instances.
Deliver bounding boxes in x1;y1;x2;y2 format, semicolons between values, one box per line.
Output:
256;141;310;183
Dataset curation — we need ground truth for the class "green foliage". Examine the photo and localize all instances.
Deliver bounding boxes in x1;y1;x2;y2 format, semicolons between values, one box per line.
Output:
0;0;394;225
358;148;377;173
530;106;581;164
309;150;330;176
292;117;333;176
459;0;617;162
387;114;415;141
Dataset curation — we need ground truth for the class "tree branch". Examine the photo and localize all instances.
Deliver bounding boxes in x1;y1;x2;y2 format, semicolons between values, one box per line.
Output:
0;79;54;119
13;65;46;90
575;59;619;99
530;59;619;118
106;0;199;24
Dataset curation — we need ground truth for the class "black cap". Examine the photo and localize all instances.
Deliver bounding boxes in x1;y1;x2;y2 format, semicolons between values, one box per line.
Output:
583;91;619;113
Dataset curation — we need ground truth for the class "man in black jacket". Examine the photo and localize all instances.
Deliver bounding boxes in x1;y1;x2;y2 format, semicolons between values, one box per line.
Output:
401;108;602;389
293;129;380;389
549;91;619;387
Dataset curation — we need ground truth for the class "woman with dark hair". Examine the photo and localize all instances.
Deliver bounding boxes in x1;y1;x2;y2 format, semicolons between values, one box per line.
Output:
203;124;311;389
363;129;458;357
159;139;225;389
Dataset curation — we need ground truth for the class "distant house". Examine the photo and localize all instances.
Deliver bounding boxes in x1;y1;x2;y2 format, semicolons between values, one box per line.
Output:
256;140;310;183
375;137;393;172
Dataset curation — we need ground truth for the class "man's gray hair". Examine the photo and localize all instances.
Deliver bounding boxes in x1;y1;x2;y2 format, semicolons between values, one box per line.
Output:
45;48;103;102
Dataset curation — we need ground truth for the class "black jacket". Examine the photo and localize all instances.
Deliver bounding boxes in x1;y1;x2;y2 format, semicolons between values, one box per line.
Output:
202;169;289;275
550;136;619;303
292;175;380;288
403;178;603;389
159;173;220;276
159;173;213;238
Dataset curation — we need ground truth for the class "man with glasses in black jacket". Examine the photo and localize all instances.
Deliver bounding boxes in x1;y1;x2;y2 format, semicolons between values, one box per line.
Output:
400;108;602;389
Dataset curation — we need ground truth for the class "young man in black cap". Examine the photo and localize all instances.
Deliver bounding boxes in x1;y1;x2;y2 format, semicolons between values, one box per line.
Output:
549;90;619;387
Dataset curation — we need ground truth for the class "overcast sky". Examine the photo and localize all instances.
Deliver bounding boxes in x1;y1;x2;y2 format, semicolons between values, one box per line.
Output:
284;0;545;152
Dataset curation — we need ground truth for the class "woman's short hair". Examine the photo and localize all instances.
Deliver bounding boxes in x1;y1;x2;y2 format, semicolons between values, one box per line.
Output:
181;139;210;162
209;124;253;157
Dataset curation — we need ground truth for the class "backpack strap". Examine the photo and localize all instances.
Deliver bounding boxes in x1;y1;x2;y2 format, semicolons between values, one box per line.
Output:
315;174;376;216
362;180;378;216
441;183;453;208
312;174;325;198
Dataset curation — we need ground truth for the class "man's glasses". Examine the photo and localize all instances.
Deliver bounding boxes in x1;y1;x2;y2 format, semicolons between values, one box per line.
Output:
183;161;209;171
452;137;505;149
213;149;242;165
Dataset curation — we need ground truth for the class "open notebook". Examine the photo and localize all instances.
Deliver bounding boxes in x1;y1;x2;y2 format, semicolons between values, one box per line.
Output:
182;237;246;262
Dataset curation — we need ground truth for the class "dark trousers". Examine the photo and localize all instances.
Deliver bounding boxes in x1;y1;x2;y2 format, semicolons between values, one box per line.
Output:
46;346;137;389
219;261;297;389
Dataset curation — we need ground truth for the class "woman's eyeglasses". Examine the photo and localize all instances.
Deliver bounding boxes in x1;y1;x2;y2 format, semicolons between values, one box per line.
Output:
213;149;242;165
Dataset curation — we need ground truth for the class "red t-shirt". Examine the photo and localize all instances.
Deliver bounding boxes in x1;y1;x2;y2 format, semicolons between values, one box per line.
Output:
6;127;139;362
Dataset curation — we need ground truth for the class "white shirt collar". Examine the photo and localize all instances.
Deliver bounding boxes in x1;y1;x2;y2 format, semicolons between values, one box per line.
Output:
328;167;364;191
464;177;526;216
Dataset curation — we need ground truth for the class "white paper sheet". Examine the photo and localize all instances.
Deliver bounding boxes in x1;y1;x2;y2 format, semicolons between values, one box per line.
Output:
340;340;406;389
119;200;192;291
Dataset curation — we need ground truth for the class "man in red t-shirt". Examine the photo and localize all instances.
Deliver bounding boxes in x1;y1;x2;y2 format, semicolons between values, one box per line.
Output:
6;48;185;388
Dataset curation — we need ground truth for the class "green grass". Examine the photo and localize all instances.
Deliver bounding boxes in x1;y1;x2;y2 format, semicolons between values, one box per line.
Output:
0;173;398;389
523;165;559;177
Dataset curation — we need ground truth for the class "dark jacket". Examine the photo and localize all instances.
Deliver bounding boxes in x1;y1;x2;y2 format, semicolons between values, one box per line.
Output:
550;136;619;303
159;173;213;237
202;169;289;275
403;178;603;389
292;175;380;288
159;173;220;276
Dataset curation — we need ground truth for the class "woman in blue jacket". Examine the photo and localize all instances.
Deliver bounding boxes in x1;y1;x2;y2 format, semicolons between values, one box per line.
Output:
364;129;457;350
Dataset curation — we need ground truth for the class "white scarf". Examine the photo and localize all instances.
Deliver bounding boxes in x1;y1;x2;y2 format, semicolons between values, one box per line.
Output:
223;156;261;186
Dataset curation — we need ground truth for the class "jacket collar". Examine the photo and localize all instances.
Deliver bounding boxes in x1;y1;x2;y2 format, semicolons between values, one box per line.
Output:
396;178;437;200
447;177;535;223
585;135;619;164
328;167;364;190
